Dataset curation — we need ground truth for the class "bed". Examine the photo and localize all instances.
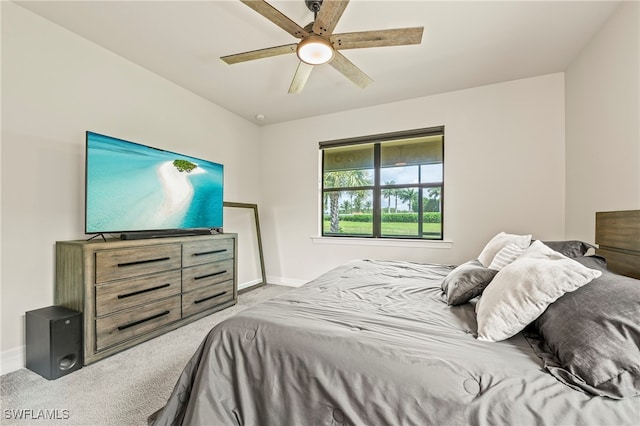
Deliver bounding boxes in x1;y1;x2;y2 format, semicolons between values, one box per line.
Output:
149;210;640;426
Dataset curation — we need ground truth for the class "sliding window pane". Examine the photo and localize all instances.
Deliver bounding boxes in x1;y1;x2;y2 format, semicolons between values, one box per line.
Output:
323;190;373;236
420;163;443;184
380;186;420;237
422;186;442;239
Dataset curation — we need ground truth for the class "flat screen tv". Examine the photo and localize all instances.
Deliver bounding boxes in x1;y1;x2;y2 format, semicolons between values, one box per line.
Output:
85;131;224;238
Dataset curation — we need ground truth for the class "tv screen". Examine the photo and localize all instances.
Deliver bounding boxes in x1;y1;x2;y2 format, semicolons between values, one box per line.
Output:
85;131;224;235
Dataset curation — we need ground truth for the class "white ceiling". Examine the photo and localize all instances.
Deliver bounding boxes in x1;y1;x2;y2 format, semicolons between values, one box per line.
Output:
16;0;620;125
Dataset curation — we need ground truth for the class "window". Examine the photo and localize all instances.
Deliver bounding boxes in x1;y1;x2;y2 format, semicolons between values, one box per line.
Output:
320;126;444;240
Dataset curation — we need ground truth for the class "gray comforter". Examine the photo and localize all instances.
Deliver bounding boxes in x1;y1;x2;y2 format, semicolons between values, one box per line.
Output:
150;259;640;426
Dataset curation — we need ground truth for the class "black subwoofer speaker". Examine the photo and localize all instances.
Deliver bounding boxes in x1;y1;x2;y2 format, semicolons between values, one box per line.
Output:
25;306;83;380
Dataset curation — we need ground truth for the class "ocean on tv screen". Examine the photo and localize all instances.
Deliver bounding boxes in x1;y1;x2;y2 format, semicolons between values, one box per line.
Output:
86;134;223;233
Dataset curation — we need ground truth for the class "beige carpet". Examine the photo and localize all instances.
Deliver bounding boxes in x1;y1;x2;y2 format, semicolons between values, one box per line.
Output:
0;284;293;426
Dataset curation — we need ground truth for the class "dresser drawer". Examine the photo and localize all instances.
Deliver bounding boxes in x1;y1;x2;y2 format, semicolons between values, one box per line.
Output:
95;270;181;316
95;295;181;351
182;239;234;267
182;259;234;292
182;281;234;318
95;244;181;283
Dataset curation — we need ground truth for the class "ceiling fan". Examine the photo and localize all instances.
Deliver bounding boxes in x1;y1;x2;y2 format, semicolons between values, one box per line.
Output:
221;0;424;94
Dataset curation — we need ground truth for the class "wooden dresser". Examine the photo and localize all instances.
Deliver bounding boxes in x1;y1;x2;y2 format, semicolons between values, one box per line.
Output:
55;233;237;365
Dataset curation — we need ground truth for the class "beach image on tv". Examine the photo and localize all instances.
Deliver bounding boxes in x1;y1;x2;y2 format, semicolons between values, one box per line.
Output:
86;132;223;233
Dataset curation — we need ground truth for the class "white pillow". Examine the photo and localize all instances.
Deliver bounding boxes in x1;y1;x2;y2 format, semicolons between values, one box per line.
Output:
477;232;532;267
488;243;526;271
476;240;602;342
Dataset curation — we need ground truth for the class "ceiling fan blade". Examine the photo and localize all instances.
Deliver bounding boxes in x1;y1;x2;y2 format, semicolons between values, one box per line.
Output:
331;27;424;50
329;51;373;89
312;0;349;37
240;0;309;38
288;62;314;94
221;43;297;64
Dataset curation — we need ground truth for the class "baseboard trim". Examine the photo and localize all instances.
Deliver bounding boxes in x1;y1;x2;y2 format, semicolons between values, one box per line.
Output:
238;278;263;291
1;345;24;376
267;276;307;287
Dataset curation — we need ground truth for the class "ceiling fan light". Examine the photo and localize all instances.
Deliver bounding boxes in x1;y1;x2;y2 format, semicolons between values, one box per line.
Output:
297;36;334;65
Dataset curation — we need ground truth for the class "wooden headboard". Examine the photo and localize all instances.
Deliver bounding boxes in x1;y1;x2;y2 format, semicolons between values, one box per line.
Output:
595;210;640;279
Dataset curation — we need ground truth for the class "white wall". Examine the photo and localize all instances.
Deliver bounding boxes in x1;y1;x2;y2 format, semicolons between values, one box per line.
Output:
0;2;262;369
565;1;640;241
259;73;566;284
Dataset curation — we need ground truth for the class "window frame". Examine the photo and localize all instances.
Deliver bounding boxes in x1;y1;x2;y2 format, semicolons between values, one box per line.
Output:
320;126;444;240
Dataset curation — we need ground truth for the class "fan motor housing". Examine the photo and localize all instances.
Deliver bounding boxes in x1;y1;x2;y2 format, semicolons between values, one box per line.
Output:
305;0;323;13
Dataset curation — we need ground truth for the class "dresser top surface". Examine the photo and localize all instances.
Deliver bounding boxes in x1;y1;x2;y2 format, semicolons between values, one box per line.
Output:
58;233;237;248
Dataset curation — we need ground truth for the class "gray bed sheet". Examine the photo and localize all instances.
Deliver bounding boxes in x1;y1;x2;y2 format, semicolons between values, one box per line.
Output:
150;259;640;426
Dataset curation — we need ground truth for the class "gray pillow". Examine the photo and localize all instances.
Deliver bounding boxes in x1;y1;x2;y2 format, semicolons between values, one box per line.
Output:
539;240;595;258
441;260;497;306
528;256;640;399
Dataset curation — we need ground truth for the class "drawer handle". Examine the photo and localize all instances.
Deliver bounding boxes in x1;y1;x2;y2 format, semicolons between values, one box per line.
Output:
194;291;227;304
192;249;227;256
117;257;170;267
194;270;227;280
117;310;170;331
117;283;171;299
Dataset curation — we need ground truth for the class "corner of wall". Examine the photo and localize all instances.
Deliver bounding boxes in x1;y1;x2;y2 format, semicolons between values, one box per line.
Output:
564;1;640;242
